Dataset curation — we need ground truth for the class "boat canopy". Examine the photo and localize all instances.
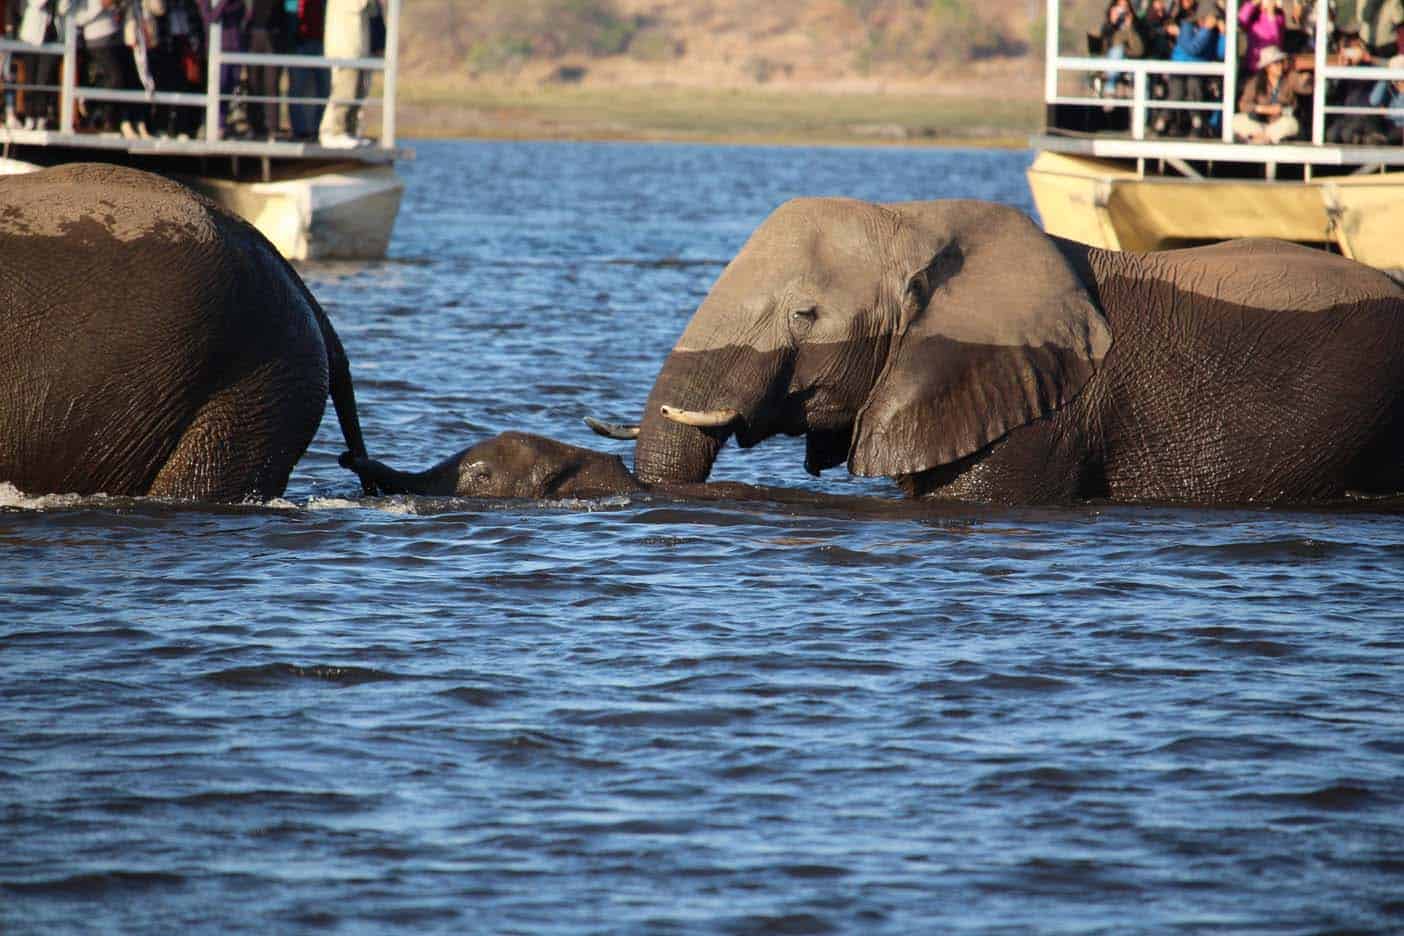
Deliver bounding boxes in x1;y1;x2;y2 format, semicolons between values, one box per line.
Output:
1039;0;1404;176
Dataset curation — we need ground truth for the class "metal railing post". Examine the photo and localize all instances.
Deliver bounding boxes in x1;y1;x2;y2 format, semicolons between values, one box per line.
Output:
1312;0;1327;145
381;0;399;147
1132;68;1147;139
1045;0;1060;106
59;16;76;133
1222;3;1238;142
205;22;222;141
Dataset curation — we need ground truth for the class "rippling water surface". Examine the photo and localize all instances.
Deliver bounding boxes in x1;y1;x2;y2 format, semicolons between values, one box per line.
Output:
4;142;1403;934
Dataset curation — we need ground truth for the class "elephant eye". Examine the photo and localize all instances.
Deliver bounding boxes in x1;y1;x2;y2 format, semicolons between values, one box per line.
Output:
789;306;817;323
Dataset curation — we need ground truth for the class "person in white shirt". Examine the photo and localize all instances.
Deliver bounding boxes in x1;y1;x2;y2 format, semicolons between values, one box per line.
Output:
317;0;373;147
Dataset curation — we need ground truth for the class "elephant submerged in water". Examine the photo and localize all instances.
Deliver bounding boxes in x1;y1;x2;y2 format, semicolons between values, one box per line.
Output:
0;164;372;501
341;432;645;500
339;431;788;503
597;198;1404;505
339;430;928;515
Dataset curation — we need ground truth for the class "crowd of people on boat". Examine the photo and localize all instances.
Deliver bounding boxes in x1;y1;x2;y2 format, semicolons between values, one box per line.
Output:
1;0;380;147
1090;0;1404;144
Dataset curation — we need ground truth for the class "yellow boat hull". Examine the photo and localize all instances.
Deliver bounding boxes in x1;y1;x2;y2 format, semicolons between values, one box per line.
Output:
1028;152;1404;274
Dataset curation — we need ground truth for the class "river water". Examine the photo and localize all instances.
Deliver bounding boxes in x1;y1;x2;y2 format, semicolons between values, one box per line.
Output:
4;141;1403;934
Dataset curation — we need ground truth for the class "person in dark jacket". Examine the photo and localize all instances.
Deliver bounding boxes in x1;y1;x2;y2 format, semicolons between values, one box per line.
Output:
244;0;286;137
287;0;325;140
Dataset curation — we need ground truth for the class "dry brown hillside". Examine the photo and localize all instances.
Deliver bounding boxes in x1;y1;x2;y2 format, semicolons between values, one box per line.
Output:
399;0;1046;92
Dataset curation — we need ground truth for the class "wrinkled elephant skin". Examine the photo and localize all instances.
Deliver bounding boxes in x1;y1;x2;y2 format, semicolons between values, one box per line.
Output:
631;197;1404;505
340;431;954;518
0;164;371;502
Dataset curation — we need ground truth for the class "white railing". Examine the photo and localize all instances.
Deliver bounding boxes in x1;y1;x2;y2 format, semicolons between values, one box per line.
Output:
1;0;399;150
1043;0;1404;149
1307;0;1404;143
1045;0;1237;142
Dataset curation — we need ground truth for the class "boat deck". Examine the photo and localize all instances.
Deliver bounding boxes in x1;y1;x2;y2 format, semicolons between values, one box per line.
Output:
0;127;411;164
1031;133;1404;180
1031;0;1404;271
1;1;411;258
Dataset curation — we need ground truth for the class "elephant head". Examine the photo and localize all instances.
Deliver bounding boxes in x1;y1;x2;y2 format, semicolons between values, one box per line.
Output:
340;431;644;499
631;198;1113;486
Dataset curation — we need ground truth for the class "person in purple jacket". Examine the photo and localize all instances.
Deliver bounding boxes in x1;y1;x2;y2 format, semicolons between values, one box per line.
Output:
1238;0;1287;74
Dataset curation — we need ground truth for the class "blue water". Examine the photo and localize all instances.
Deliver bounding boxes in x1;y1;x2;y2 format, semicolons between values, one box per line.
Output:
3;141;1403;934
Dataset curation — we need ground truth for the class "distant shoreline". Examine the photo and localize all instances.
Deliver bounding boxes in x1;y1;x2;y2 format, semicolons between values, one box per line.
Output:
390;81;1041;150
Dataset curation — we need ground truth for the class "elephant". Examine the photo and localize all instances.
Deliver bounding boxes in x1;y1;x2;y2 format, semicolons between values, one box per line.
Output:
610;197;1404;505
0;163;372;502
338;430;944;516
340;432;646;500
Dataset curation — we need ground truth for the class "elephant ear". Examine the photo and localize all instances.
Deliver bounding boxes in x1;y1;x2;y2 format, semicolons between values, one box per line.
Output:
849;201;1111;478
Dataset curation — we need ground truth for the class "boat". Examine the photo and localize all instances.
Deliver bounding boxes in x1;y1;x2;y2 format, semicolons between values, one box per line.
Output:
0;0;410;260
1027;0;1404;275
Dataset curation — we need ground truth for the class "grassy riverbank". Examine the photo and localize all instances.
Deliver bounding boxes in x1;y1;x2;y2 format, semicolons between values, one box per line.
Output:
392;82;1042;148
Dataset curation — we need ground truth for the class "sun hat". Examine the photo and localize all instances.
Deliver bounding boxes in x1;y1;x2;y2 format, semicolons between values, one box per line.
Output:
1257;45;1288;68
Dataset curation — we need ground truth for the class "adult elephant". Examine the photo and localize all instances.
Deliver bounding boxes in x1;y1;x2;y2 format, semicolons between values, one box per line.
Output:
616;197;1404;504
0;163;372;501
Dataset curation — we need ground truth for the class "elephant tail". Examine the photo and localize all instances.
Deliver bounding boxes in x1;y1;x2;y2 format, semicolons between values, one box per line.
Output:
318;304;372;464
282;259;375;494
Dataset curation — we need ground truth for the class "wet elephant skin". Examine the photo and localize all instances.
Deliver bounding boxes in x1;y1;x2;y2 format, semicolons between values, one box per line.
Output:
630;197;1404;506
0;163;371;502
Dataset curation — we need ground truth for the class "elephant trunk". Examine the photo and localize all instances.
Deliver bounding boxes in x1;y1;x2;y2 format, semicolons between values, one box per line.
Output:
634;350;732;484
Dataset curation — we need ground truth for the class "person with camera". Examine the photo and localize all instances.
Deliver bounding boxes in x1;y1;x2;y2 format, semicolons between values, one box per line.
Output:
1238;0;1288;74
1157;0;1223;135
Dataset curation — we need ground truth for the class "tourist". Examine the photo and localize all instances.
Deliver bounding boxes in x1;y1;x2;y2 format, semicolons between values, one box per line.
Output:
197;0;245;135
287;0;327;140
1141;0;1178;58
1283;0;1314;53
1358;0;1403;58
72;0;137;134
1233;44;1308;141
1325;23;1381;143
122;0;156;137
244;0;287;138
1161;0;1222;135
1238;0;1288;74
317;0;373;147
145;0;202;137
1096;0;1145;100
1364;53;1404;142
12;0;66;129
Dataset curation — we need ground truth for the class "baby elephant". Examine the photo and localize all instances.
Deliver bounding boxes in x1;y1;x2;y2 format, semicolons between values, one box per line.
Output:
340;430;966;518
340;432;646;500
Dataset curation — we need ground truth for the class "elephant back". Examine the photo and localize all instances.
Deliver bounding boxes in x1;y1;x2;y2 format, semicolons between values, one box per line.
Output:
0;163;225;247
1120;238;1404;314
0;164;329;496
1072;238;1404;502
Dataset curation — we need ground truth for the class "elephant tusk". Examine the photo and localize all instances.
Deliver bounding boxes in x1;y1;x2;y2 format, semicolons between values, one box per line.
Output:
660;405;740;428
584;416;640;440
